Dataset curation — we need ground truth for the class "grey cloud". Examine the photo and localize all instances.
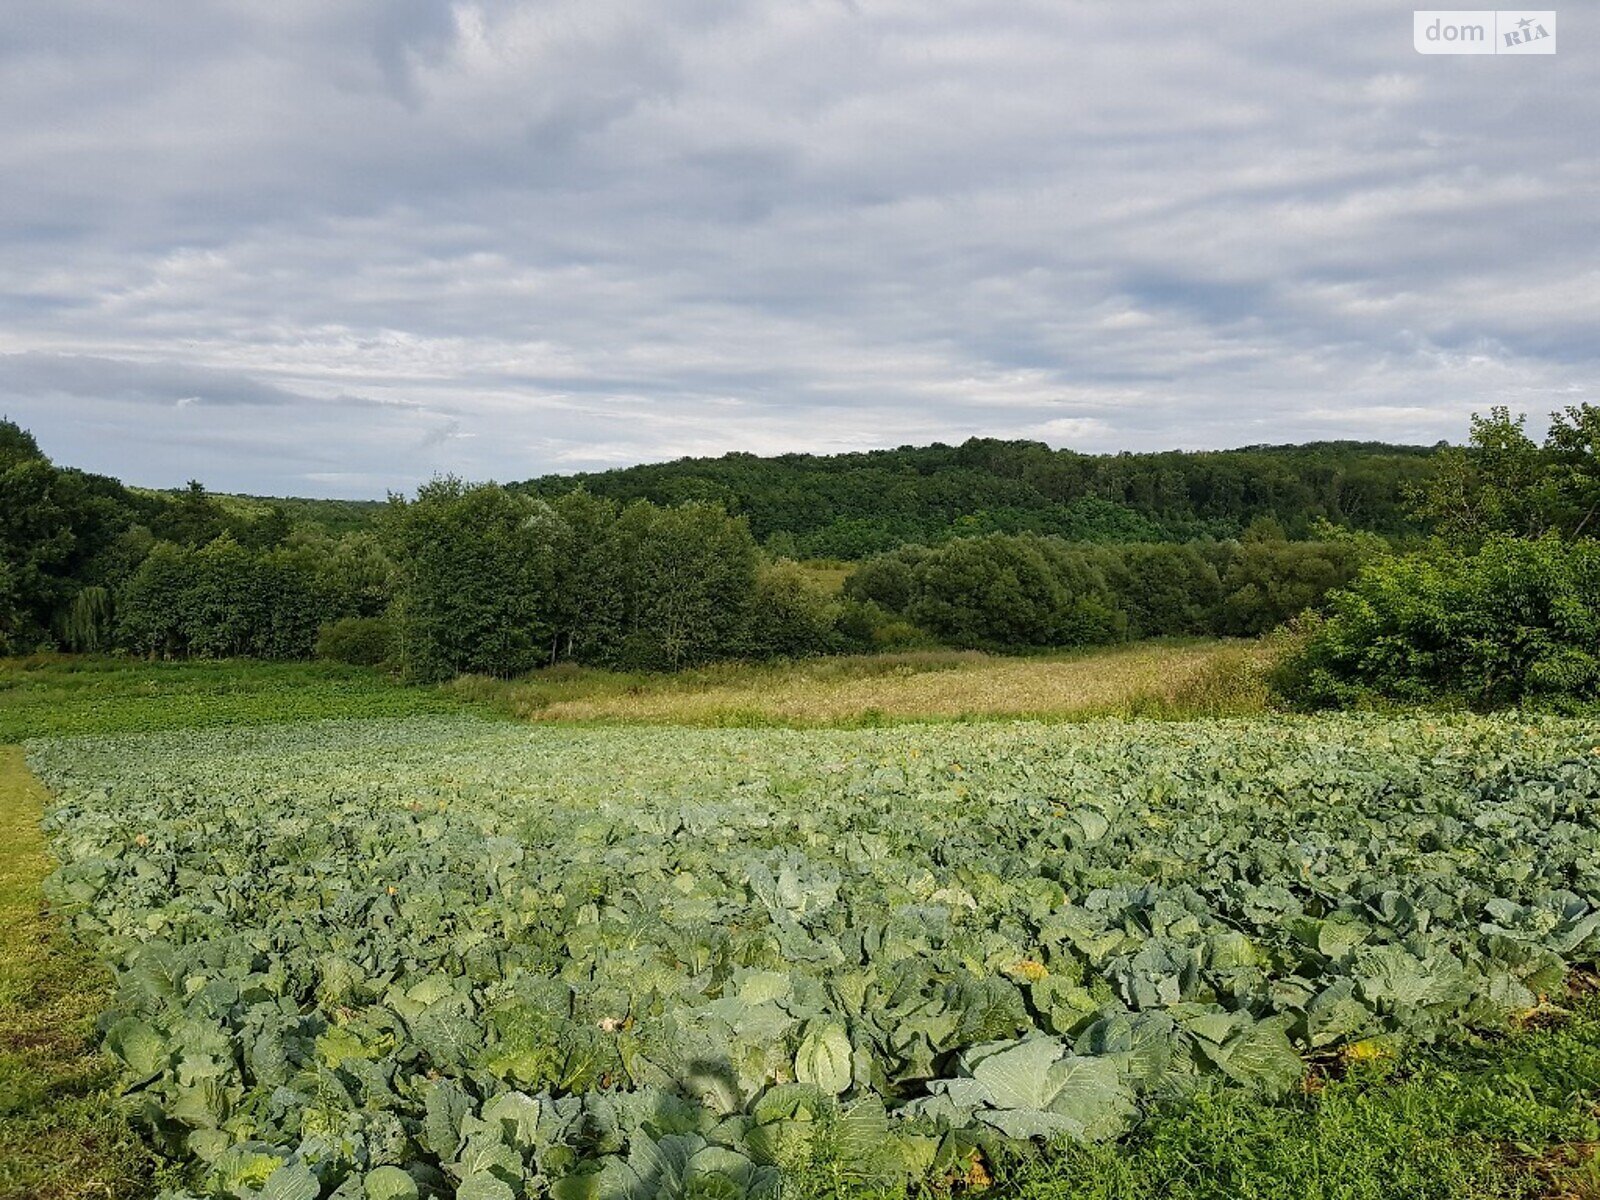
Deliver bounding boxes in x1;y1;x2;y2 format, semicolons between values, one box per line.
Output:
0;352;418;411
0;1;1596;494
0;352;310;407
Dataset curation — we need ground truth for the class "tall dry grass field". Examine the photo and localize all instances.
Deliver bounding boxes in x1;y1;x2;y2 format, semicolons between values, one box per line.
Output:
453;639;1274;727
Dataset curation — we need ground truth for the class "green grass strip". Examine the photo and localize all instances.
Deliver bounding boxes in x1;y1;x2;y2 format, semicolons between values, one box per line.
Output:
0;744;171;1199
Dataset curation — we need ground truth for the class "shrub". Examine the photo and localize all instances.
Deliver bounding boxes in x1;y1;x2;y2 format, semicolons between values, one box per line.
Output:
833;598;936;653
745;560;840;659
315;616;396;667
1273;535;1600;710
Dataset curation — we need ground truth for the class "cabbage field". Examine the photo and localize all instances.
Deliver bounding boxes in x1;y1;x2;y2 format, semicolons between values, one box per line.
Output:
28;714;1600;1200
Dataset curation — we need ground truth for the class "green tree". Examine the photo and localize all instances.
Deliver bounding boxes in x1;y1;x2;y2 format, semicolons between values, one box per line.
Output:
184;535;267;657
615;502;759;669
115;542;196;658
60;585;113;652
0;421;136;649
841;553;917;614
384;479;559;680
547;490;630;665
908;534;1099;650
1410;407;1553;545
0;554;21;656
151;480;233;547
1216;538;1371;636
1274;535;1600;710
1545;402;1600;538
1104;543;1222;638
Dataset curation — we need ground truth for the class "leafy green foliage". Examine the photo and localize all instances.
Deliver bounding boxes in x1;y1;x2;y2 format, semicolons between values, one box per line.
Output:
0;420;136;652
1410;404;1600;547
315;616;398;668
0;418;1477;669
1214;535;1370;636
1275;535;1600;709
383;479;559;680
114;535;368;661
905;535;1110;650
848;533;1372;652
607;501;760;671
60;585;113;653
518;436;1439;554
744;560;841;660
0;657;474;743
29;713;1600;1197
986;999;1600;1200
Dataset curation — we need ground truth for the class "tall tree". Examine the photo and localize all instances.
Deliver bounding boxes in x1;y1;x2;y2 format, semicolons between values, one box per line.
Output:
383;479;560;680
1546;403;1600;539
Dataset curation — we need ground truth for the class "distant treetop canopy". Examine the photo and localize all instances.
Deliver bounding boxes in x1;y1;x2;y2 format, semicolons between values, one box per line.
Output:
515;436;1441;556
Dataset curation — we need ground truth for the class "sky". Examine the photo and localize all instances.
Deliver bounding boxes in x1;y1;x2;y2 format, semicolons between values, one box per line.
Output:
1;1;1596;497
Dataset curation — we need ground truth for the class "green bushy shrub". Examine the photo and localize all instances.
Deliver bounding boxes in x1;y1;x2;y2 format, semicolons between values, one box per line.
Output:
315;616;396;667
1273;535;1600;710
833;598;936;653
744;559;841;659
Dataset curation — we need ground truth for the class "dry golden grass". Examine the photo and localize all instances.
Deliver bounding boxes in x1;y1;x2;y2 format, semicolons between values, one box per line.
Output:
458;639;1274;728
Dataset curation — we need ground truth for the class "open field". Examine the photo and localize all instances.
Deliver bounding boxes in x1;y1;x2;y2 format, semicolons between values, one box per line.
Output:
0;656;480;743
448;640;1274;727
20;707;1600;1198
0;641;1269;748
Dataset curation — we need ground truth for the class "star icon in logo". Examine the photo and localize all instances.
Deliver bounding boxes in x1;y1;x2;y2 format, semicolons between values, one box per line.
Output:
1517;16;1534;29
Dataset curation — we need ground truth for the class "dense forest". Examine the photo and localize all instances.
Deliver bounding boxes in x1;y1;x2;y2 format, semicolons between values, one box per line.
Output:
5;409;1598;707
517;438;1442;556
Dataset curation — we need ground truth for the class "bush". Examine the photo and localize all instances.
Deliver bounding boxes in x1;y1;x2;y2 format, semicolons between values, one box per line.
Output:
315;616;396;667
1215;537;1370;636
833;598;935;653
1103;542;1221;637
903;533;1124;651
745;560;840;659
841;553;916;613
1273;535;1600;710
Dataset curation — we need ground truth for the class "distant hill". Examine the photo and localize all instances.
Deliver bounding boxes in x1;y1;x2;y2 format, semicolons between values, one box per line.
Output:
517;437;1442;557
214;494;387;536
132;488;387;536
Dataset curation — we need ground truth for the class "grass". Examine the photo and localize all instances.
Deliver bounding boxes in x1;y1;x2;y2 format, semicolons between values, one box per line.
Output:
0;654;481;742
792;559;855;594
1;641;1271;741
0;746;175;1200
446;638;1275;727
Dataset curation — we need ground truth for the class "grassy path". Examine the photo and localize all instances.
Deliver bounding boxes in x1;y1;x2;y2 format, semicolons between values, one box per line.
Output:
0;745;157;1200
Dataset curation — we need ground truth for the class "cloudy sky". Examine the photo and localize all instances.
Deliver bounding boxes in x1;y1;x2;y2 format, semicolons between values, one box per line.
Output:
2;2;1596;496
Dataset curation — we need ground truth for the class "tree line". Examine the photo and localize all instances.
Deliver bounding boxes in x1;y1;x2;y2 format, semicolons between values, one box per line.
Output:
840;529;1375;652
0;415;1390;677
5;408;1598;711
517;437;1441;556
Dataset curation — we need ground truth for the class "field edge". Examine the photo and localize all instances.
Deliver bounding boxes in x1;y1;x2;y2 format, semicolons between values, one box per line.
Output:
0;745;164;1200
